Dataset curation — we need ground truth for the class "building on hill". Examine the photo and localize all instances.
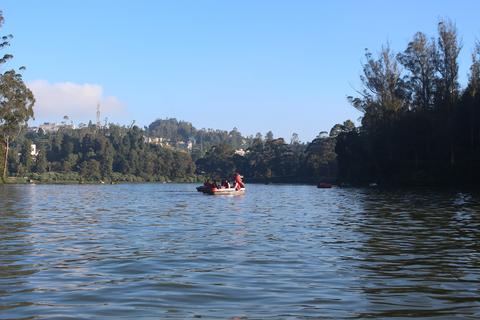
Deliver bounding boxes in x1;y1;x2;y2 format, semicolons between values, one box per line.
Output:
30;144;39;158
28;122;76;133
176;140;193;151
144;136;170;147
144;135;194;152
234;149;247;157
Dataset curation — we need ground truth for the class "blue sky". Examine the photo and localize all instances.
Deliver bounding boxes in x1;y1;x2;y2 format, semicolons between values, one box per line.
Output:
1;1;480;141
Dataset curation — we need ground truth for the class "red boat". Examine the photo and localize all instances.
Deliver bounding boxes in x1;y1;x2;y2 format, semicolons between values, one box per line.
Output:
317;182;332;188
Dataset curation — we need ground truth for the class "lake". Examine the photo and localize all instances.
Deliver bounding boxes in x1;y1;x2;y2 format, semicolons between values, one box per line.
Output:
1;184;479;319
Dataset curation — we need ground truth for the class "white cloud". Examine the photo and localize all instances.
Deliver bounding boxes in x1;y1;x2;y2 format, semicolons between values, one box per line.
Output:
27;80;125;122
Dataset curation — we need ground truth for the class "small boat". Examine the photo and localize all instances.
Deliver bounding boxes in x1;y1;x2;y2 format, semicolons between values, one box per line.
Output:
317;182;332;188
198;173;246;195
206;187;246;195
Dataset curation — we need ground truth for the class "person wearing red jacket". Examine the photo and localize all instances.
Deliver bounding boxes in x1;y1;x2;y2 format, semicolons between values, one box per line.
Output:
234;173;245;190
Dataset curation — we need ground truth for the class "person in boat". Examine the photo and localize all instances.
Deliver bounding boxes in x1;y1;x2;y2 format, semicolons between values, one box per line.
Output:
211;180;219;189
221;179;231;189
233;173;245;190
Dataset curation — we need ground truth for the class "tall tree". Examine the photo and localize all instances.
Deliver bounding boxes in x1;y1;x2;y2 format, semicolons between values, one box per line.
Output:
436;20;461;165
19;139;33;174
0;12;35;181
436;20;461;104
348;45;407;130
0;71;35;180
466;41;480;97
397;32;438;110
265;131;274;141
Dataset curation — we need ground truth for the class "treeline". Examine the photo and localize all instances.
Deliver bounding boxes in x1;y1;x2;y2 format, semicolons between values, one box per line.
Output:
195;121;354;183
148;118;356;183
6;125;196;183
335;20;480;186
4;120;351;184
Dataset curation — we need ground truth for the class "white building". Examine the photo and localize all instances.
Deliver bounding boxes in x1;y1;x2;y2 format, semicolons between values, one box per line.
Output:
144;136;170;147
36;122;75;133
30;144;39;158
234;149;246;156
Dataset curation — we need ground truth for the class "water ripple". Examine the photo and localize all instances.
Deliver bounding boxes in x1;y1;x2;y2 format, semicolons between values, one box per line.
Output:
1;184;480;319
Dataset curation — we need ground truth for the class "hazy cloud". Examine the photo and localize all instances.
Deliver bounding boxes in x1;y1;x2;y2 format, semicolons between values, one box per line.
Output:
27;80;125;122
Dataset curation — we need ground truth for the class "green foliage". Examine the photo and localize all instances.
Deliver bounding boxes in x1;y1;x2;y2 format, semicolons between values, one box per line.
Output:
195;143;236;179
147;118;252;157
80;159;101;181
7;117;348;185
5;124;198;183
337;20;480;186
0;12;35;181
35;147;48;173
195;129;346;183
148;118;195;143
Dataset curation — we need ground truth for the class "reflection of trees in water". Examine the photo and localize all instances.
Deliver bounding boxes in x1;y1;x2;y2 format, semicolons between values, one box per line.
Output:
354;189;480;318
0;185;37;313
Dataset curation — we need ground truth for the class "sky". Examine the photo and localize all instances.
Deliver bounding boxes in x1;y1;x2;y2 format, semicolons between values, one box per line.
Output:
1;1;480;142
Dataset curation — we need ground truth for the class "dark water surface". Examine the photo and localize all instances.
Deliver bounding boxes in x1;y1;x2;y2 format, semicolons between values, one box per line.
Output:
1;184;479;319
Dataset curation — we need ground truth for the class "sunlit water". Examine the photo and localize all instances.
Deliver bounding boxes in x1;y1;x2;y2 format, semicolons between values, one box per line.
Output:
1;184;479;319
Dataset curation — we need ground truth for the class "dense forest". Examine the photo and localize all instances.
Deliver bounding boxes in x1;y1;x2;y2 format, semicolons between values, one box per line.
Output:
194;121;354;183
149;118;353;183
1;118;349;183
4;124;197;183
335;20;480;186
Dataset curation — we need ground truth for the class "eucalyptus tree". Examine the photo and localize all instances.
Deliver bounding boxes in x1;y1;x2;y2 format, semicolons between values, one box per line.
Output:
436;20;461;105
463;42;480;151
466;42;480;97
348;45;407;131
397;32;438;110
435;20;461;165
0;12;35;181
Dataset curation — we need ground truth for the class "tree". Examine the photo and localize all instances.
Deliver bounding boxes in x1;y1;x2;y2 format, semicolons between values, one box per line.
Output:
337;21;480;186
305;131;338;180
290;132;300;145
436;20;461;166
195;143;235;178
0;13;35;181
0;71;35;180
466;41;480;97
229;127;243;148
19;139;33;173
265;131;274;141
329;120;356;137
34;147;48;173
436;20;461;104
80;159;101;181
397;32;438;110
348;45;407;129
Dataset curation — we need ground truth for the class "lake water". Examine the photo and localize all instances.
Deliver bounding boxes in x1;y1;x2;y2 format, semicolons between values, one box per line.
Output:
1;183;479;319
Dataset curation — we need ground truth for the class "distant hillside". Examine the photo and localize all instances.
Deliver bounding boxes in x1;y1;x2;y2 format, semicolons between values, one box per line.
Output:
148;118;196;142
147;118;251;157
